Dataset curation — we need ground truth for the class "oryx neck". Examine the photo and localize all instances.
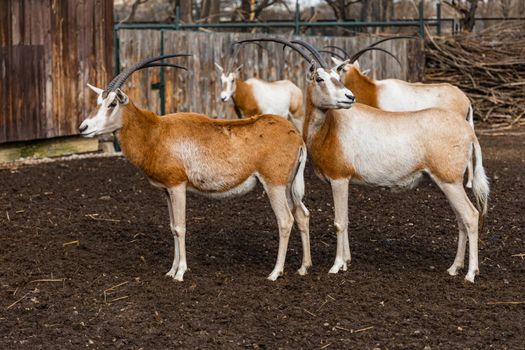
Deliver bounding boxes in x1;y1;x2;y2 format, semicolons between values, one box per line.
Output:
304;87;329;145
117;102;159;168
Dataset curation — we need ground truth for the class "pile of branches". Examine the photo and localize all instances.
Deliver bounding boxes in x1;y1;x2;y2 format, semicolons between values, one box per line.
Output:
425;22;525;131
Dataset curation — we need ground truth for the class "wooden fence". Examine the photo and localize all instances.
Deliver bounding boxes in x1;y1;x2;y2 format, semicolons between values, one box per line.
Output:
118;31;424;118
0;11;423;144
0;0;113;144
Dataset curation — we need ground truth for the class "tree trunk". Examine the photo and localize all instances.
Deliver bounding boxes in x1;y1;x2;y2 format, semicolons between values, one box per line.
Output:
175;0;192;24
209;0;220;23
122;0;148;23
360;0;369;33
519;0;525;16
200;0;220;23
200;0;210;20
359;0;369;20
240;0;250;21
464;0;478;32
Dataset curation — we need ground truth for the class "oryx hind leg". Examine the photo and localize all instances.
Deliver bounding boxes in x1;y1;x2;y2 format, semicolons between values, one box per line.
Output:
294;206;311;275
434;179;479;283
466;143;474;189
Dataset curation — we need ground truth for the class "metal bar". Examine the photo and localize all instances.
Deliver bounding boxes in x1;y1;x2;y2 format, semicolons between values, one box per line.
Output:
294;0;300;35
477;17;525;20
436;1;441;36
112;27;121;152
419;0;425;38
114;28;120;75
175;5;180;30
113;17;514;32
159;30;166;115
115;20;441;31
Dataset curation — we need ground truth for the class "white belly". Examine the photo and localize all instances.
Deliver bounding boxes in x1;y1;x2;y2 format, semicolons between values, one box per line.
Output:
339;118;426;189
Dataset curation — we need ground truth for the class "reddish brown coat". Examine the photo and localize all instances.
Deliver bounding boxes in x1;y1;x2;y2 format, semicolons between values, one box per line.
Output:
117;102;304;190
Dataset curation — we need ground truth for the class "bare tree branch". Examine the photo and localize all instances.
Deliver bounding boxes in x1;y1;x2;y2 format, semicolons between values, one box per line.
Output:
121;0;149;23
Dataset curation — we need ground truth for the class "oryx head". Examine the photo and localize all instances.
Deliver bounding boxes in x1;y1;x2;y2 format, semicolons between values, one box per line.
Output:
215;63;243;102
215;44;244;102
306;60;355;110
79;54;190;137
79;84;129;137
322;37;410;80
235;38;355;110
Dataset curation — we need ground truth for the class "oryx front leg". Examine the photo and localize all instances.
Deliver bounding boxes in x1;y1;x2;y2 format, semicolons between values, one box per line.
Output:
329;178;350;274
266;185;294;281
166;183;187;282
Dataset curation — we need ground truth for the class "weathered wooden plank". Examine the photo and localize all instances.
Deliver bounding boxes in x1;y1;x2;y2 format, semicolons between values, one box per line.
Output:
0;136;99;163
0;0;113;144
0;45;45;142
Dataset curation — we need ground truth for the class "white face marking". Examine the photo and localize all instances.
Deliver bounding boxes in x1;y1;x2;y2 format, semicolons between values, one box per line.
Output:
79;84;128;137
310;67;355;110
219;72;236;102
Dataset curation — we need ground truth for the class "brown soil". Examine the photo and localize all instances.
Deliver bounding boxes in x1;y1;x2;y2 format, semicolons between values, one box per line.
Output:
0;134;523;349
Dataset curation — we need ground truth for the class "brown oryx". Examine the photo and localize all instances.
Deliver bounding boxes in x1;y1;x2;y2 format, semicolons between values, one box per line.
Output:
80;54;311;282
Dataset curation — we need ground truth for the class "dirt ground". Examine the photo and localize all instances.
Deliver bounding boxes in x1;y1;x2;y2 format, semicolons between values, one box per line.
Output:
0;133;523;349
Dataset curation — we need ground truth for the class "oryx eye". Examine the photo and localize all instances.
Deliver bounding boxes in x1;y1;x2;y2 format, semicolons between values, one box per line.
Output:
315;77;324;83
108;101;117;108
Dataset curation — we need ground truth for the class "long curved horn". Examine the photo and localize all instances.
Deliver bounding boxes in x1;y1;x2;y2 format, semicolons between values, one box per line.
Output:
108;53;192;92
368;35;417;48
324;45;350;59
226;43;243;72
141;63;188;71
319;50;345;61
236;38;313;64
350;47;402;66
290;39;328;68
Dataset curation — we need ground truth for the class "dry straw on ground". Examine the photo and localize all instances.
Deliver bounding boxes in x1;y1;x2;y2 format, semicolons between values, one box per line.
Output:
425;22;525;132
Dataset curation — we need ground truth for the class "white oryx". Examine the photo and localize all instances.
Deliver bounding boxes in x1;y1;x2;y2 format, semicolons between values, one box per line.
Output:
239;38;489;283
326;40;475;187
215;56;303;132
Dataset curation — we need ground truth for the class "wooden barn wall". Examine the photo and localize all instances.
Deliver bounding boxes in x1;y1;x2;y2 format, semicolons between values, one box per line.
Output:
118;31;424;118
0;0;113;144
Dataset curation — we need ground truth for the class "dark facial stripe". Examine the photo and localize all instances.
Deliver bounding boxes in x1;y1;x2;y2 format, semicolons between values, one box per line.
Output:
331;77;345;88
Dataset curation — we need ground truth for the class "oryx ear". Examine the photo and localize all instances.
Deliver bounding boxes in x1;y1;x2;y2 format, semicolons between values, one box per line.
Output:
307;60;317;80
115;88;129;105
334;58;350;73
361;68;371;76
353;60;361;71
87;83;104;95
214;63;224;74
331;56;344;67
234;64;243;73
